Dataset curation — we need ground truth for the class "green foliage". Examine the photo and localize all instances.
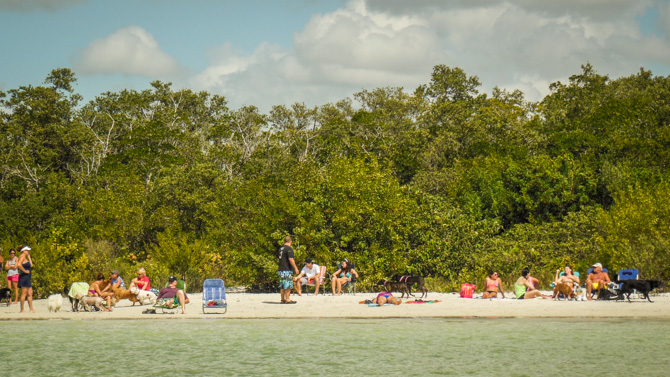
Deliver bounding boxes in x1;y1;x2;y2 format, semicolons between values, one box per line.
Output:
2;65;670;294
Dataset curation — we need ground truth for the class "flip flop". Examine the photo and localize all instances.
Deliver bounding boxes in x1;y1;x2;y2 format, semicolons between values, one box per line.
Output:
284;300;297;304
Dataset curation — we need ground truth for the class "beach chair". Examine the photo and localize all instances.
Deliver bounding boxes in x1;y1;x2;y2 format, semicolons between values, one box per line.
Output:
153;279;186;314
302;265;327;295
617;269;639;298
342;263;359;295
550;271;581;299
68;282;90;312
202;278;227;314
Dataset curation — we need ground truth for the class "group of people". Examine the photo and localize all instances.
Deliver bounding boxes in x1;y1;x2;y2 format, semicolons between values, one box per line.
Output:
0;243;190;313
2;246;34;312
86;268;190;314
482;262;612;300
277;236;360;303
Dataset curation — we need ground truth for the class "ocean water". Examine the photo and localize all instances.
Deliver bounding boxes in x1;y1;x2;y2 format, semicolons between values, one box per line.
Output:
1;318;667;376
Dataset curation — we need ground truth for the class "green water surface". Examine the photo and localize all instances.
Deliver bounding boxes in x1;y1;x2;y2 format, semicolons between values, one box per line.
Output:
1;318;666;376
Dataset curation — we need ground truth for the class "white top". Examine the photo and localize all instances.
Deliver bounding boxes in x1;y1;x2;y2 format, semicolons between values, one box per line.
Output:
6;258;18;276
301;264;320;278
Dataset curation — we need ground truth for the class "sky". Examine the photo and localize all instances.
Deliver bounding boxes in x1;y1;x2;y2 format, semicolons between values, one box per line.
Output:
1;0;669;112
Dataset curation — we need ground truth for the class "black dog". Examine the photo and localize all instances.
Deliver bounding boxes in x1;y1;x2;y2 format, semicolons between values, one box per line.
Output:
398;275;428;299
377;280;411;298
0;288;11;306
616;280;663;303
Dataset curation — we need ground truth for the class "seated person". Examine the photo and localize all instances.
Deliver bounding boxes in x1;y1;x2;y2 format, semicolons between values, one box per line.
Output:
514;268;550;299
129;268;151;292
554;265;580;287
293;257;322;296
372;292;401;305
157;276;189;314
586;263;610;300
88;273;114;311
331;258;358;296
110;269;126;290
482;271;505;299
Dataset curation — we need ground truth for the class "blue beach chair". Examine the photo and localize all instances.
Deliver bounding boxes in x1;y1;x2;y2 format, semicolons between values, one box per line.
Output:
202;279;227;314
617;269;639;297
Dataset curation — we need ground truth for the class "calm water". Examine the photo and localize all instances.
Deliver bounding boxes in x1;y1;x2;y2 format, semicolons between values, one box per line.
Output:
1;318;667;376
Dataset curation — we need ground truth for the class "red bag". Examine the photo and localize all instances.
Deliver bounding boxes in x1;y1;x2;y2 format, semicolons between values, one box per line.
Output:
460;283;476;298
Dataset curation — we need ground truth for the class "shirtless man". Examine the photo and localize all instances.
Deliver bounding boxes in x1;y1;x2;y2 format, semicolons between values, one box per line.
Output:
586;263;610;300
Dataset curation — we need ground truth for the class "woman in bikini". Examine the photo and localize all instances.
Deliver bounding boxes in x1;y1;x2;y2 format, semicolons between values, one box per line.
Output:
372;292;401;305
482;271;505;299
554;265;580;286
331;259;358;296
88;274;114;311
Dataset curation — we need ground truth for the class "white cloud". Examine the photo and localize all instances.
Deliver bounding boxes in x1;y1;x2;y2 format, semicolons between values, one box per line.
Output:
74;26;180;77
192;0;670;111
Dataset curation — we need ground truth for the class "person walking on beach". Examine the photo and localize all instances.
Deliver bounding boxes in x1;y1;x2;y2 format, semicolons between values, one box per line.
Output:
17;245;35;313
5;248;19;304
278;236;299;304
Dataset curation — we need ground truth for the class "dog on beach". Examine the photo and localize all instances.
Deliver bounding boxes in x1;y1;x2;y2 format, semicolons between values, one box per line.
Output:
616;280;663;303
113;287;142;306
553;283;576;301
398;275;428;298
377;280;410;298
75;293;105;312
136;290;157;305
0;288;12;306
47;293;64;312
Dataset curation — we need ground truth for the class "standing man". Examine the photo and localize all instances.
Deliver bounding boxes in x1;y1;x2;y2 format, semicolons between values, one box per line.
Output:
278;236;299;304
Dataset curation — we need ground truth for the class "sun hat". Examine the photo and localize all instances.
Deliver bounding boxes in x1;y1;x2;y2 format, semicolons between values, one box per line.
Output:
20;246;31;252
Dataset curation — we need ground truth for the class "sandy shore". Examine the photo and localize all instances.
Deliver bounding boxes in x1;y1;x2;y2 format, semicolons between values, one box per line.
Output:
1;291;669;320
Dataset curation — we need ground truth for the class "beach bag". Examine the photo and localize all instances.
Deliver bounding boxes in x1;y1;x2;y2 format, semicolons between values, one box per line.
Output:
460;283;476;298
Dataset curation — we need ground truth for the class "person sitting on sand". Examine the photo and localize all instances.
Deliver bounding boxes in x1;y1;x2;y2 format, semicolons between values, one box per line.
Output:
129;268;151;292
482;271;505;299
514;268;551;299
331;258;358;296
372;292;401;305
110;269;125;290
89;273;114;311
157;276;189;314
586;263;610;300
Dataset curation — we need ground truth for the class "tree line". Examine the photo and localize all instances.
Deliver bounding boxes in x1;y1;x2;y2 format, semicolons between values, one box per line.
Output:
1;64;669;296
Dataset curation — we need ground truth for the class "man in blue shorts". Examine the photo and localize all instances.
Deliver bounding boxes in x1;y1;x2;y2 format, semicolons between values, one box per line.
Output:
278;236;299;304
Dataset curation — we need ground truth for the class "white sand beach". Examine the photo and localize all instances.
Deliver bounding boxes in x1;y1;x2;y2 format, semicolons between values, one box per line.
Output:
1;291;669;320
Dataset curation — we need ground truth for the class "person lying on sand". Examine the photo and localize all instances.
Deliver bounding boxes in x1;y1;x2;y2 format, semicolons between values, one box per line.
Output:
372;292;401;305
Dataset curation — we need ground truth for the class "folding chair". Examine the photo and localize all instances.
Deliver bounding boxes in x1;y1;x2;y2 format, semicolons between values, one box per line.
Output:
302;265;327;295
617;269;639;298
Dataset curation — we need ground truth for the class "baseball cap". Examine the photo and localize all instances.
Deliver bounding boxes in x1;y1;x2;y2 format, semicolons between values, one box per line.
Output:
111;269;119;275
592;263;603;269
168;276;178;283
305;257;313;264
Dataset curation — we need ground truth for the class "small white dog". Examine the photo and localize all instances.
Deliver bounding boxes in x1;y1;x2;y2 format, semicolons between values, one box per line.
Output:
136;290;157;305
47;294;63;312
75;293;105;312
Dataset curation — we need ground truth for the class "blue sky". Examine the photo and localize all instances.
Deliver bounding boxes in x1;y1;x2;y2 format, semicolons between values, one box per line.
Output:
1;0;669;112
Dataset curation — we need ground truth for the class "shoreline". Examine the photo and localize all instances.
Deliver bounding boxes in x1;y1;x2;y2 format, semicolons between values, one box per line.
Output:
1;291;668;320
